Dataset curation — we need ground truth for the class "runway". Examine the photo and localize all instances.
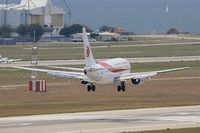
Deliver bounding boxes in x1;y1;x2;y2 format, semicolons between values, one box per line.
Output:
0;56;200;68
0;106;200;133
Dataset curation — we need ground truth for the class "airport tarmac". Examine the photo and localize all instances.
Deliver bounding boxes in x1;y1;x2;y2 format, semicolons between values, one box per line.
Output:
0;106;200;133
0;56;199;68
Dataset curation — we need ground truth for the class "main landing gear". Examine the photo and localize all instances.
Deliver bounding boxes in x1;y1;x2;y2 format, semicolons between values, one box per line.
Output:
87;84;96;92
117;81;126;92
85;82;126;92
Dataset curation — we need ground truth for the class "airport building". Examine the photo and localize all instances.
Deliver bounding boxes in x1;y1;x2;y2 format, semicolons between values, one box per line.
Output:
0;0;65;34
72;32;121;42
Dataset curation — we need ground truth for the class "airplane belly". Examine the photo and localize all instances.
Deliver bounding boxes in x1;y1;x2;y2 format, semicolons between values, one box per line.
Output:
87;70;114;84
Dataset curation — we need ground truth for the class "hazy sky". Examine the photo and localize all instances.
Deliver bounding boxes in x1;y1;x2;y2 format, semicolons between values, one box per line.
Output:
1;0;200;33
67;0;200;33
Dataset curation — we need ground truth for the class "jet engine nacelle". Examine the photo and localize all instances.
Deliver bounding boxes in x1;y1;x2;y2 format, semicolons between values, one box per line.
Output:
81;80;88;85
131;77;146;85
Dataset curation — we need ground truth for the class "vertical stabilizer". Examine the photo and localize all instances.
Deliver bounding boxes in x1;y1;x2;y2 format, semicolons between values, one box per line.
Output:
82;27;96;67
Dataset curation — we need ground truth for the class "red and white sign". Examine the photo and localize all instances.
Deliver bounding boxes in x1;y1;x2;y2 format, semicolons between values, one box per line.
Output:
29;80;46;92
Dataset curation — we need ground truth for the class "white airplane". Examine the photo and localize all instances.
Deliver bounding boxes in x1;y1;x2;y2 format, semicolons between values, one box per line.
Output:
0;55;22;64
12;28;189;92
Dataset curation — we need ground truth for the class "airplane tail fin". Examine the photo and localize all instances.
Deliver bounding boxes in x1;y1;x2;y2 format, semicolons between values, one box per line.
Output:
82;27;96;67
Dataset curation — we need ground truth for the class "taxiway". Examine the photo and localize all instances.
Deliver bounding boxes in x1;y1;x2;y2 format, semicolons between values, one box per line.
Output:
0;56;199;68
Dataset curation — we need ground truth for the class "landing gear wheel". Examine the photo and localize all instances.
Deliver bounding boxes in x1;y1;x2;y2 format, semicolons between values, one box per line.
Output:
87;85;92;92
117;81;126;92
121;86;126;92
117;86;121;92
91;85;96;92
87;84;96;92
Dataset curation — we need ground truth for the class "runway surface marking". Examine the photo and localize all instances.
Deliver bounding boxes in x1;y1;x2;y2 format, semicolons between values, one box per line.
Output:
0;123;33;127
0;106;200;133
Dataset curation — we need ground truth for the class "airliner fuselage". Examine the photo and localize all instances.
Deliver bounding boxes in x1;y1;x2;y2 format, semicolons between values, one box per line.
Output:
85;58;130;84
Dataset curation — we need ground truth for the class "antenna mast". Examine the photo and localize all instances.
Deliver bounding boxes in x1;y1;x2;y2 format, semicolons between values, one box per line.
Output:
2;0;8;25
62;0;72;26
21;0;37;25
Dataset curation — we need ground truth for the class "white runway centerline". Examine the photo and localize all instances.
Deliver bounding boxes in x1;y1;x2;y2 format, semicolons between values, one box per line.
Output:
0;106;200;133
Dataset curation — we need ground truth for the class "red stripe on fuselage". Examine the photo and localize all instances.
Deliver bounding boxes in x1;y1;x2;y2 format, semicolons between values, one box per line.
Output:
96;61;128;73
109;68;128;73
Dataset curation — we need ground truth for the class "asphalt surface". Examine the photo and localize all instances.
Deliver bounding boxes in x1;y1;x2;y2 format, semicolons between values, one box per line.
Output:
0;56;199;68
0;106;200;133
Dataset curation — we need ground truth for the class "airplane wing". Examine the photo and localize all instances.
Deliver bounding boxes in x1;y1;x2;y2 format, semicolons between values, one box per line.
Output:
46;66;84;71
8;59;22;62
11;66;92;83
119;67;189;82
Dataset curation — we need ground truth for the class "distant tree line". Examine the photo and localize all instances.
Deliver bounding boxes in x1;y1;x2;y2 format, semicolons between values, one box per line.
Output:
0;23;190;41
0;24;116;39
60;26;189;36
59;24;93;37
0;24;44;41
166;28;179;35
17;24;44;41
0;25;12;38
59;25;118;38
99;25;115;32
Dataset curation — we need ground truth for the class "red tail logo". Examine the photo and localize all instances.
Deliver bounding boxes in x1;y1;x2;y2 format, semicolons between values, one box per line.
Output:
86;47;90;57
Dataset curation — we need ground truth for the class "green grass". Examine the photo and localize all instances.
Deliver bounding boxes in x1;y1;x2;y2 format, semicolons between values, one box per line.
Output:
123;127;200;133
0;61;199;117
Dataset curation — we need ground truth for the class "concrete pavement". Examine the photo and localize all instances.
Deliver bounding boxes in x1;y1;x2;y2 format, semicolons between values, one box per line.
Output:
0;106;200;133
